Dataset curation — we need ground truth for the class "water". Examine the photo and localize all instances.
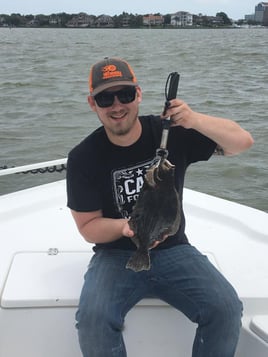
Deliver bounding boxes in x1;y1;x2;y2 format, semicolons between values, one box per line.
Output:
0;27;267;212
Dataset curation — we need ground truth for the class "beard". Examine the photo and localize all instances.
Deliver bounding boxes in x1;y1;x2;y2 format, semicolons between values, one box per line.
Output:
101;108;139;137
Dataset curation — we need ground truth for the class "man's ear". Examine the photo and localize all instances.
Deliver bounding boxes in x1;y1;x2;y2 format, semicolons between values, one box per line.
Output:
136;86;142;104
88;95;97;112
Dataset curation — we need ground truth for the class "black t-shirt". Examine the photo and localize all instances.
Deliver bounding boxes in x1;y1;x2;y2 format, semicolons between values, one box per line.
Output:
67;115;216;251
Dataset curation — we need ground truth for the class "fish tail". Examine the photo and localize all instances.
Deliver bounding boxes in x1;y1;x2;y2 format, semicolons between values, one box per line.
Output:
126;250;150;272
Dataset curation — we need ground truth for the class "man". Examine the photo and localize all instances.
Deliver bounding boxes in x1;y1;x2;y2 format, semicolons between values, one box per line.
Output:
66;57;254;357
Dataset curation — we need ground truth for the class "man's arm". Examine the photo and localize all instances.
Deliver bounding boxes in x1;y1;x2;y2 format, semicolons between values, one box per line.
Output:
71;209;133;244
163;99;254;156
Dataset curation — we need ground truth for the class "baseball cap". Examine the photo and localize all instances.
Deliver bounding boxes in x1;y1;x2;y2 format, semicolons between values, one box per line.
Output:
89;57;138;96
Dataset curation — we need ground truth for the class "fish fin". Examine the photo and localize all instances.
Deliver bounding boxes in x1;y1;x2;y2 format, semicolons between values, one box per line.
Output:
126;250;150;272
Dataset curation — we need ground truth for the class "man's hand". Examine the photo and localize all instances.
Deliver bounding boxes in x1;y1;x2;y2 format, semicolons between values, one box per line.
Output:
122;220;169;249
161;98;196;129
122;220;134;238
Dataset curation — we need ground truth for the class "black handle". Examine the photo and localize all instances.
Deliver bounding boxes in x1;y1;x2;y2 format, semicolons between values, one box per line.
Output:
166;72;180;101
163;72;180;116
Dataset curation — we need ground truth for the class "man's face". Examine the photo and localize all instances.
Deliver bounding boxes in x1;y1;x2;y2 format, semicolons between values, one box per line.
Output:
88;85;142;140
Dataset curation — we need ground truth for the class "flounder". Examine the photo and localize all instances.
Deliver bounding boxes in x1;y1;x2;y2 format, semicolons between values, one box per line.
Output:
126;157;181;272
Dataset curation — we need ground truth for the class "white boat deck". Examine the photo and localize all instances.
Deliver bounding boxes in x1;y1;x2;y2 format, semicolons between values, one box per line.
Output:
0;180;268;356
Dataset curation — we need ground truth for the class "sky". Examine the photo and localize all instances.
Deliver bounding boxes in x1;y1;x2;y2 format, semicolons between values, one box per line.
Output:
0;0;259;20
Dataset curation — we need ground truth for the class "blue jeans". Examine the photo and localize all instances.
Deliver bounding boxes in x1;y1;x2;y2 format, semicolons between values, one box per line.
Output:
76;245;242;357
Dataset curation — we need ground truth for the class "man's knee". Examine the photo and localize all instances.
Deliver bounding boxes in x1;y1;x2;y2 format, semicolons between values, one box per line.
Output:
204;291;243;329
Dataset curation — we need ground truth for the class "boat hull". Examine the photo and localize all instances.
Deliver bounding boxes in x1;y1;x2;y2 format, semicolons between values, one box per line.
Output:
1;180;268;356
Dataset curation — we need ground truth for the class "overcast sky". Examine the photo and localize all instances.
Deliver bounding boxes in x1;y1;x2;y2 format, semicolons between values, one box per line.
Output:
0;0;259;20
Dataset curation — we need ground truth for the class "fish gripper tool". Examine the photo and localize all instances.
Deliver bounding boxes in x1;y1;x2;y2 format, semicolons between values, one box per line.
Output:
157;72;180;160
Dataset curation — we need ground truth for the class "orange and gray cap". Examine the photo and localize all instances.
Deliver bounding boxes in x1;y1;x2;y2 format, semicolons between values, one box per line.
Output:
89;57;138;96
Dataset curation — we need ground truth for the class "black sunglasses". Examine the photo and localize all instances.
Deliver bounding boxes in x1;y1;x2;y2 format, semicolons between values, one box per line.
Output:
94;86;137;108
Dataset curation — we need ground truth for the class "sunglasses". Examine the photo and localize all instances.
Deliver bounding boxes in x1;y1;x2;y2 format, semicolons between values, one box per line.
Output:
94;86;137;108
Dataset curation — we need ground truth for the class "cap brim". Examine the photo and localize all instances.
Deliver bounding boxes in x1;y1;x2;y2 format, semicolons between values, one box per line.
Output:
91;81;137;96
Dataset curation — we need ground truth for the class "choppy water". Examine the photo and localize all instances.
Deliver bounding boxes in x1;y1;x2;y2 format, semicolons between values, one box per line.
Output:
0;27;267;212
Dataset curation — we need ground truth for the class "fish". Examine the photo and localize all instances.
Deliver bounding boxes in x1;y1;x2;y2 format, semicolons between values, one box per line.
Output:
126;157;181;272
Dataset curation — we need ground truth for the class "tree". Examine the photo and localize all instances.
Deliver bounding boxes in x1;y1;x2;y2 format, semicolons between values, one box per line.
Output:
35;14;49;26
57;12;74;27
174;16;180;27
10;13;25;26
216;12;232;25
163;14;171;26
129;14;143;27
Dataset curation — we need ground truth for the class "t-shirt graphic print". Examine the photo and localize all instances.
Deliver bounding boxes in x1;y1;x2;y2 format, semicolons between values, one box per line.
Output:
112;157;159;218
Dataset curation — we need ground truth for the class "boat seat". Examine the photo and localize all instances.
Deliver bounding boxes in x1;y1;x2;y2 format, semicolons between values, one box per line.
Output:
1;250;219;308
250;315;268;343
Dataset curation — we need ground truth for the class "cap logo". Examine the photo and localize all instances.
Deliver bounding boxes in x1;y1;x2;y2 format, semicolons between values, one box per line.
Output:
102;64;123;80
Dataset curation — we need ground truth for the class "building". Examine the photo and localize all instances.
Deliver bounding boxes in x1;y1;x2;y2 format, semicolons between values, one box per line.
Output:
245;14;255;21
49;15;61;26
95;15;114;28
121;14;130;27
143;14;164;27
66;13;95;28
254;2;268;24
171;12;193;27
